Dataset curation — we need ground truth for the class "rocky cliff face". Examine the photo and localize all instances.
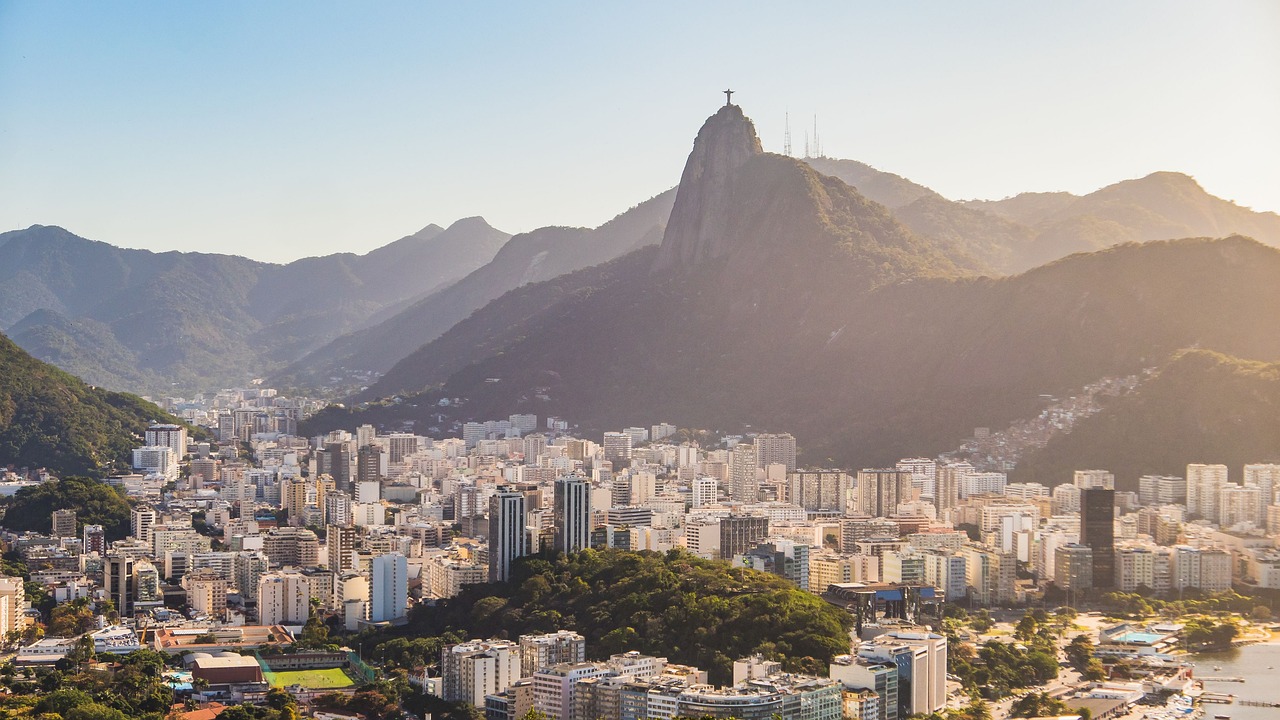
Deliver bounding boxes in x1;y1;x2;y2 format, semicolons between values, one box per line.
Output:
652;104;763;273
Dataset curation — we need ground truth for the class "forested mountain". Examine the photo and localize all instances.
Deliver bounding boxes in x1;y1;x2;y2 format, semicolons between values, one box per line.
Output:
1012;350;1280;488
0;332;188;476
0;219;508;394
400;548;852;685
304;105;1280;471
273;190;677;394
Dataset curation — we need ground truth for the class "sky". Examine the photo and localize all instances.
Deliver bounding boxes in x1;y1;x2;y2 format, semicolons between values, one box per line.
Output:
1;1;1277;263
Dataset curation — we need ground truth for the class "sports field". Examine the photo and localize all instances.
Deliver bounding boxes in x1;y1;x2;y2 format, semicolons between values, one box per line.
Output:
262;667;356;689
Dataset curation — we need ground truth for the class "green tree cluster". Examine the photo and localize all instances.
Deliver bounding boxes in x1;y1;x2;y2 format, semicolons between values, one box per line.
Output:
1182;618;1239;650
0;649;179;720
0;332;193;477
0;476;132;540
394;548;853;684
947;610;1061;699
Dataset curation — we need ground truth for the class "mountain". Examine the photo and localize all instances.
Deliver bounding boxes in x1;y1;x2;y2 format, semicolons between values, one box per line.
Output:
0;332;188;476
801;157;940;209
1012;350;1280;489
959;173;1280;270
0;219;508;394
304;105;1280;471
274;189;677;395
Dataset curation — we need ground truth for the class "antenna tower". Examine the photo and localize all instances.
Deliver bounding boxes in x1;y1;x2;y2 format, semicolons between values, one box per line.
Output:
783;112;792;157
812;115;822;159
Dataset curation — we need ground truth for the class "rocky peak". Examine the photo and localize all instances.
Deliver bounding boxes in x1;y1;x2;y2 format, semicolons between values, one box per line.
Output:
652;104;763;273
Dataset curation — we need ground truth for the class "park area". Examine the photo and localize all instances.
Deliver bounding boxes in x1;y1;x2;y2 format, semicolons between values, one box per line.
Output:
262;667;357;689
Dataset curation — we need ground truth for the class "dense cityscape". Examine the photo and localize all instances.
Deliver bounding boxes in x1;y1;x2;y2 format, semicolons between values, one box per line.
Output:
3;7;1278;720
0;384;1277;720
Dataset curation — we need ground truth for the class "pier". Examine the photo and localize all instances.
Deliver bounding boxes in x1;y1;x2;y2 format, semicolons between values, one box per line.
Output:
1239;699;1280;708
1199;692;1235;704
1199;676;1245;683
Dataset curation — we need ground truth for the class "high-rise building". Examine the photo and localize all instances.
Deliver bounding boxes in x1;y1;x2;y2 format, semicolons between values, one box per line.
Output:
1186;464;1229;522
131;506;157;545
370;552;408;623
442;639;522;706
282;477;311;522
934;463;973;514
324;490;353;528
182;569;229;620
328;525;358;573
520;631;587;677
325;441;353;493
104;555;136;617
388;433;419;465
1244;464;1280;506
82;524;105;555
691;477;719;508
1138;475;1187;506
1054;544;1094;592
602;433;633;463
145;423;188;459
719;515;769;560
897;458;938;499
856;469;914;518
753;434;797;472
489;488;529;582
729;445;760;502
357;444;386;483
1219;485;1263;528
787;470;851;512
1080;488;1115;589
257;570;313;626
51;508;77;537
0;576;29;639
1073;470;1115;489
553;477;592;554
132;446;178;480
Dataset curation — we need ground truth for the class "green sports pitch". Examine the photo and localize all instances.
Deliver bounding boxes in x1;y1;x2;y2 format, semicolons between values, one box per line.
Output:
262;667;357;689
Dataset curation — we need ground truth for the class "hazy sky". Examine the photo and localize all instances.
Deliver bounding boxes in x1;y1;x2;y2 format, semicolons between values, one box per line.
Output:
1;2;1277;263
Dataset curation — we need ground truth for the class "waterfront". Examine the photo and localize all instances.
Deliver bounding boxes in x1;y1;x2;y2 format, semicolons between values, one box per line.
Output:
1189;642;1280;720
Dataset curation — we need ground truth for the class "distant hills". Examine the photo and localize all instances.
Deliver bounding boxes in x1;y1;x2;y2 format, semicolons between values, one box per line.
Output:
0;220;509;394
303;105;1280;471
0;332;188;476
7;106;1280;413
271;189;677;394
1012;350;1280;489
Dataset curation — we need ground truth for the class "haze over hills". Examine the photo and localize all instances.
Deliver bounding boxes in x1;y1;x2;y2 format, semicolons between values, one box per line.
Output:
304;105;1280;472
287;153;1280;400
0;220;509;394
0;331;189;476
271;189;678;393
7;108;1280;403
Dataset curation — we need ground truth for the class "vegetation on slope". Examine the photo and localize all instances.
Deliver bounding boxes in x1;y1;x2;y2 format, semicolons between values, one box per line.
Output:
0;476;132;540
397;549;853;685
0;332;188;476
1013;349;1280;488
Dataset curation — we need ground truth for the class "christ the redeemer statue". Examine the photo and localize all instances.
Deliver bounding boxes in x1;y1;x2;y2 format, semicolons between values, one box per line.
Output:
723;89;734;106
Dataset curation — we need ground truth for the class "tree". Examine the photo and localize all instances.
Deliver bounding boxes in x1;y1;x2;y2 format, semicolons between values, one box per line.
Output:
1010;692;1070;718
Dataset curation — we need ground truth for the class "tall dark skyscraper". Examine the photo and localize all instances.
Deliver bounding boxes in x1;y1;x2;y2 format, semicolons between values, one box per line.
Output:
488;488;528;583
356;444;383;484
324;441;352;493
553;476;592;554
1080;488;1115;589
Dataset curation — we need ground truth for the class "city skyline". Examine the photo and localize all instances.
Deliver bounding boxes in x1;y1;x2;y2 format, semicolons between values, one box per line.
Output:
1;1;1277;261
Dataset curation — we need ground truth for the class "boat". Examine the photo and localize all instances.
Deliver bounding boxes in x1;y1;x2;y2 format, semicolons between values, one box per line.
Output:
1214;665;1222;671
1214;715;1230;720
